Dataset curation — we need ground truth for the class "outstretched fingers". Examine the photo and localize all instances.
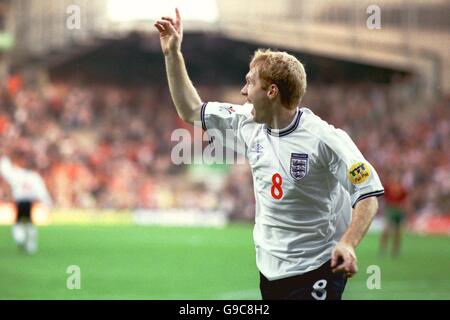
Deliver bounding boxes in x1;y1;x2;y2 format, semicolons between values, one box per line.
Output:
175;7;181;22
158;9;182;33
175;8;182;29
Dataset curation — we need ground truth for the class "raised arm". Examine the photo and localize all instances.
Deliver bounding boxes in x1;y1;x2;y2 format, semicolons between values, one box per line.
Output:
154;8;202;125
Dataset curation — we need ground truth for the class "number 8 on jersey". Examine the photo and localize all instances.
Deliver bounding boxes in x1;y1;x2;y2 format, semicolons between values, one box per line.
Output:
271;173;283;200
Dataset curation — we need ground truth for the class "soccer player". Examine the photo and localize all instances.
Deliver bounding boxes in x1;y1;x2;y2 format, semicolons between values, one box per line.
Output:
0;154;52;254
379;171;410;257
155;9;384;300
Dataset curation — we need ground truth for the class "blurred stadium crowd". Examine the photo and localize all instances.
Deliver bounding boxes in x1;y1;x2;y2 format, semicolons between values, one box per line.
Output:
0;74;448;219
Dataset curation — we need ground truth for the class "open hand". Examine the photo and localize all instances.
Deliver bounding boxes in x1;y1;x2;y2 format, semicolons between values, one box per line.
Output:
154;8;183;55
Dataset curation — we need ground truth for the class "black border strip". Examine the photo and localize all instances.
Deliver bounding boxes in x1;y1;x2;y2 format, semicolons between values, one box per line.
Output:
0;300;440;317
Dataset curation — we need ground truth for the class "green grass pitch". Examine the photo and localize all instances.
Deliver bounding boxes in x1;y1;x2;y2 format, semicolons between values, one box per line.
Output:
0;224;449;299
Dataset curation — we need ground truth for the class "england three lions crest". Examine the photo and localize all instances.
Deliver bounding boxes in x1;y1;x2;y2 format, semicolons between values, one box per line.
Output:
290;153;309;181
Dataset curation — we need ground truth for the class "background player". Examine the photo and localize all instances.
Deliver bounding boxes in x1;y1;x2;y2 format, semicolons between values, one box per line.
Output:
0;153;52;254
379;170;410;257
155;9;384;300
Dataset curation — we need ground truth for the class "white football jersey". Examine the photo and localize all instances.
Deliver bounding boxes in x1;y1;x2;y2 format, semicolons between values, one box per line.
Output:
0;156;52;206
200;102;384;280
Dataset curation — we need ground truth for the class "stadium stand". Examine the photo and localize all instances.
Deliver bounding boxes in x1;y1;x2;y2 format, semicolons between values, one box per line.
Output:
0;73;448;221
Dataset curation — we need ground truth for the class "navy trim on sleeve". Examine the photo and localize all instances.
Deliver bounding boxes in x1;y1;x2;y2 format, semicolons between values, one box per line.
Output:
200;102;208;131
352;190;385;208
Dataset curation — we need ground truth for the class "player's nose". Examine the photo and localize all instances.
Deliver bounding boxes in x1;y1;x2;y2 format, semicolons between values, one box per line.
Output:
241;85;248;96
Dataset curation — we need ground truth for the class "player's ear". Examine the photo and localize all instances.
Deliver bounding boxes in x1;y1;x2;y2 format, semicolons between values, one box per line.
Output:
267;84;279;100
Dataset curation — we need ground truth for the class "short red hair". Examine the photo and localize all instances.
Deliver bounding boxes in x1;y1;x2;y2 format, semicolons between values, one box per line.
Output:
250;49;307;109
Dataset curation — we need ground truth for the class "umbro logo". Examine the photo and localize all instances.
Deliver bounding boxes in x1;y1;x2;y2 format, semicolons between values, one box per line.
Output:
250;143;264;161
251;143;264;153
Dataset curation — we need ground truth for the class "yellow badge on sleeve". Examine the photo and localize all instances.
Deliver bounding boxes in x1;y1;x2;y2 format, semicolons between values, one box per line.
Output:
348;162;371;185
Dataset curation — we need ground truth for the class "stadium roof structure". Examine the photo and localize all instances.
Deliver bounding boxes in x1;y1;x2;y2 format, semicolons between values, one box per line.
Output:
3;0;446;99
43;31;403;88
216;0;450;98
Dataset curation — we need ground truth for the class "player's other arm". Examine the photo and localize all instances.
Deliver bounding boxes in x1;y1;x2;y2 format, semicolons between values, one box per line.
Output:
154;8;202;125
331;197;379;276
318;131;383;278
35;174;53;208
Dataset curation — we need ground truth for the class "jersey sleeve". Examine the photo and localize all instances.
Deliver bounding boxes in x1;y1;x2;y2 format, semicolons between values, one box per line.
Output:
0;156;14;184
199;102;253;154
319;128;384;208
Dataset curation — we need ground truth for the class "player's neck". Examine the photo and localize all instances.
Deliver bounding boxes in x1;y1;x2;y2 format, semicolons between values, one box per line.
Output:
268;106;298;130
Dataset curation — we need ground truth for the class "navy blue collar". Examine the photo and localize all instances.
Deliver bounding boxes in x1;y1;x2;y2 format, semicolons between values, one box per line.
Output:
265;108;302;137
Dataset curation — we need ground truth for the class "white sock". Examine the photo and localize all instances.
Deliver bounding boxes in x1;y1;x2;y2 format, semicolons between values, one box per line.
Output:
12;223;27;247
25;223;38;254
